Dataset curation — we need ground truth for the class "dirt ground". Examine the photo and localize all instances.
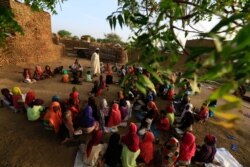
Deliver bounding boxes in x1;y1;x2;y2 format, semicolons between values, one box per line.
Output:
0;55;249;167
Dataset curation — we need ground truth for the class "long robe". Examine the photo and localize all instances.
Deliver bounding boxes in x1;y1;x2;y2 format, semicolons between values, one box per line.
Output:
91;52;100;74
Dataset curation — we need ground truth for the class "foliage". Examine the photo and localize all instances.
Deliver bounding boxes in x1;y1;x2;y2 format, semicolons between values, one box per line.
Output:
72;35;79;40
97;33;125;45
107;0;250;128
0;7;23;46
104;33;123;44
57;29;71;38
24;0;67;14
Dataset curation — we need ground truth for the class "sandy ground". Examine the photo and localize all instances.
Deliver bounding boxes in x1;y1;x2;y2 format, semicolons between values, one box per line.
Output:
0;55;250;167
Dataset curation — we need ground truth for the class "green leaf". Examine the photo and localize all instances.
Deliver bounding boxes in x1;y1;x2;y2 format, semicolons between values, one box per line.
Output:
113;16;117;29
117;14;124;28
136;80;146;95
209;82;238;100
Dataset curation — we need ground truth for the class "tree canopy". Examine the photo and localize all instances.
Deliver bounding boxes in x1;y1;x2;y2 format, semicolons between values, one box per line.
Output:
107;0;250;128
57;29;72;38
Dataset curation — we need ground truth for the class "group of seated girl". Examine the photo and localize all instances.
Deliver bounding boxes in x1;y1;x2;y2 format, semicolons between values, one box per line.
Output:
23;65;53;83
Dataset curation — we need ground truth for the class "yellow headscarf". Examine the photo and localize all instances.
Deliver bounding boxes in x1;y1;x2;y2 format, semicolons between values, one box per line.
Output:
12;87;22;95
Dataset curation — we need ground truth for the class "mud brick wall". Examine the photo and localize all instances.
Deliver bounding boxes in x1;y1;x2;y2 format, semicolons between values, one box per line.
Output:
0;1;63;66
60;39;128;64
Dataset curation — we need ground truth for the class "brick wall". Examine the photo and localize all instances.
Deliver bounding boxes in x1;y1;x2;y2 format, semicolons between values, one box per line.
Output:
0;0;64;66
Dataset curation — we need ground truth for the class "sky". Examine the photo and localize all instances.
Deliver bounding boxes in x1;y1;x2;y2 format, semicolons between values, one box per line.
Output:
51;0;220;45
51;0;132;41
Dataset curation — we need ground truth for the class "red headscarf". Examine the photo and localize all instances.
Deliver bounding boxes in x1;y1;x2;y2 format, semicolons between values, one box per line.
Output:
139;131;155;164
121;122;140;152
25;91;36;106
86;129;103;158
107;103;121;127
179;132;196;161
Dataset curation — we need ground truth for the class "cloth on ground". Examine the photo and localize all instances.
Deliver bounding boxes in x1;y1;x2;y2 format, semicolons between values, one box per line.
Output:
205;148;242;167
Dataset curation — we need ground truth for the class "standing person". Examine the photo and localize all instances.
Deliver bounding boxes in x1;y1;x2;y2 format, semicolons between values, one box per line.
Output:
91;48;101;77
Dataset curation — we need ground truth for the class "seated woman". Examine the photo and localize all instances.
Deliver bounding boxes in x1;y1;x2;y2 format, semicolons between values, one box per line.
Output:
166;102;175;127
43;101;62;134
69;86;80;112
90;80;99;97
1;88;13;107
118;91;129;120
138;131;155;165
157;110;170;131
12;87;25;113
61;99;75;144
79;129;107;167
194;102;209;122
99;75;106;89
121;122;140;167
43;65;53;78
70;59;83;78
85;70;92;82
161;137;180;167
102;133;122;167
147;101;159;121
26;99;44;121
106;103;121;128
106;63;113;84
177;131;196;166
88;96;99;122
192;134;217;164
23;68;36;83
138;110;153;136
99;99;110;130
33;65;45;81
175;103;194;135
71;71;81;85
25;90;44;109
79;105;98;134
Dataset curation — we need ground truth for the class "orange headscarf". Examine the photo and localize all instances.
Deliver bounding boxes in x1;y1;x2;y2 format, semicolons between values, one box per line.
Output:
43;102;62;134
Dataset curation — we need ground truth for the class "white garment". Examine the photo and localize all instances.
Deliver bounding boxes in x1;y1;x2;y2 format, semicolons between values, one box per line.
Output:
80;143;107;167
91;52;101;74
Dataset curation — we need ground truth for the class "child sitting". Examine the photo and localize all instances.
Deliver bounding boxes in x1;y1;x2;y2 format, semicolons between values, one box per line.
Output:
71;71;81;85
85;70;92;82
61;70;70;83
43;65;53;78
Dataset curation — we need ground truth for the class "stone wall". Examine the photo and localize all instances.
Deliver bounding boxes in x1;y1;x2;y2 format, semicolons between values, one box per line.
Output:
0;1;63;66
